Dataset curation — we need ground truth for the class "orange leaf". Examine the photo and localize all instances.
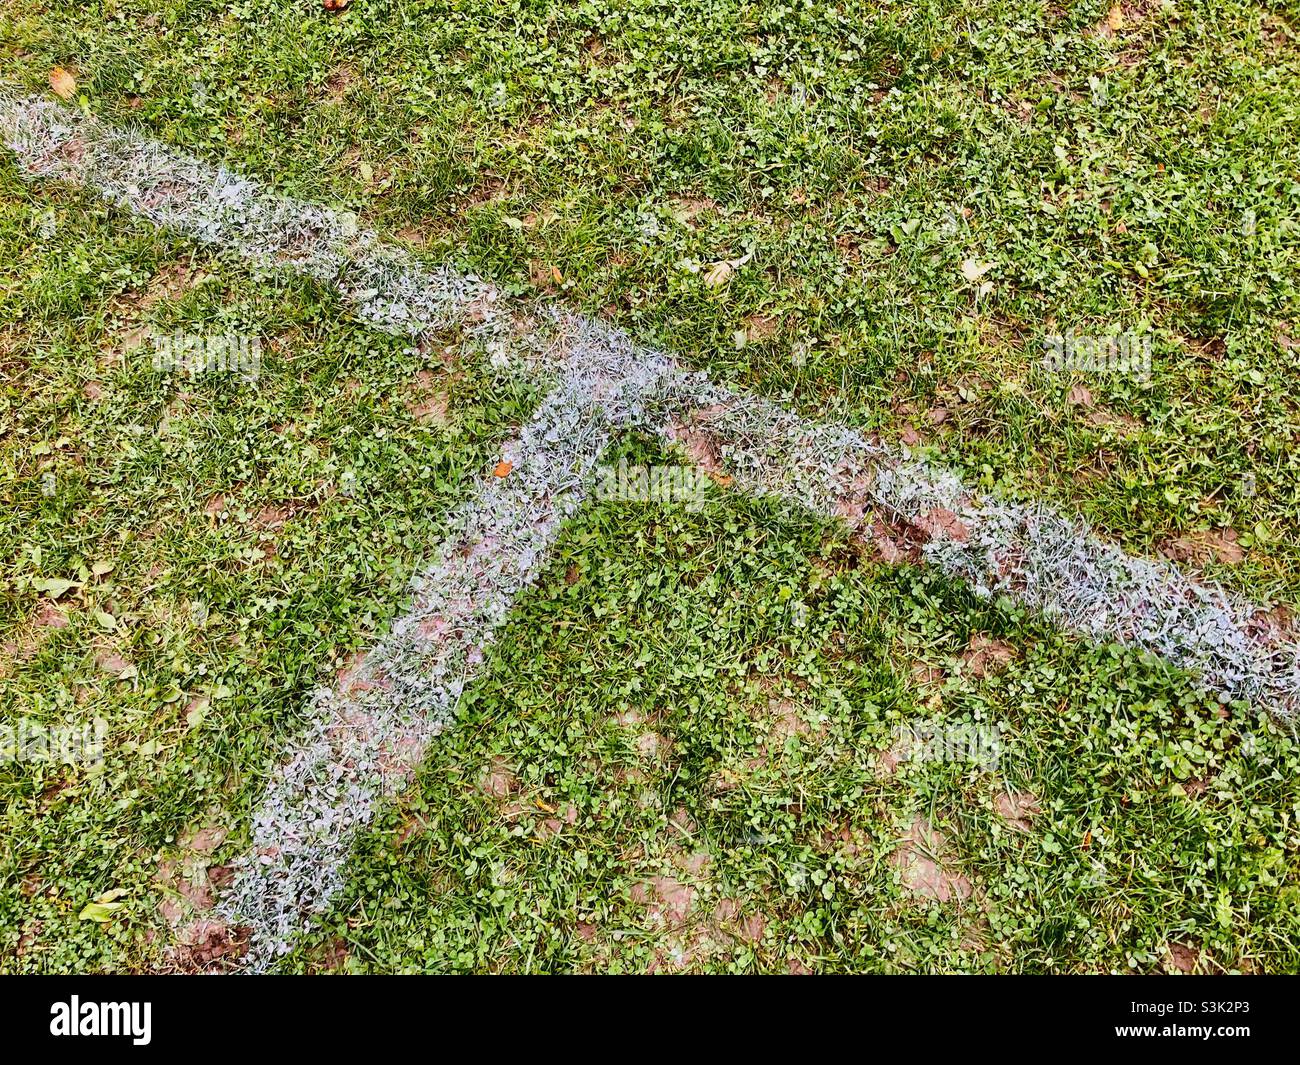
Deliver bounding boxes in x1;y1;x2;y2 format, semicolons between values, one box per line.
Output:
1106;3;1124;31
550;265;564;285
49;67;77;101
492;460;514;478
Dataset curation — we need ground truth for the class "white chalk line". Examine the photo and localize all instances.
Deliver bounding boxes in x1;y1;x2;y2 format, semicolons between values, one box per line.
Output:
217;318;673;968
220;376;619;969
642;381;1300;716
4;94;1297;966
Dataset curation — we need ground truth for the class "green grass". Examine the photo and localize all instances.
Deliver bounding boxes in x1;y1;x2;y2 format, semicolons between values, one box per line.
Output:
1;0;1299;973
282;480;1300;973
0;173;534;970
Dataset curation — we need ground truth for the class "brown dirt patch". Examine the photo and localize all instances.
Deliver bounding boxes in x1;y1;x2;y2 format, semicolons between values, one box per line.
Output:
741;314;781;344
857;515;923;565
157;820;243;970
1163;940;1200;975
478;756;519;799
993;791;1041;833
631;845;772;972
665;414;726;478
890;817;974;903
962;634;1019;678
909;507;970;545
406;369;452;426
1161;528;1245;566
170;919;249;972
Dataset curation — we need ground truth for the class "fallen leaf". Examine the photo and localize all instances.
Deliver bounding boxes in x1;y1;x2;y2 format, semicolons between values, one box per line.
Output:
322;0;353;10
492;460;514;478
34;577;82;599
1067;384;1095;408
703;250;754;288
49;67;77;101
79;889;128;923
960;258;996;283
1107;4;1124;31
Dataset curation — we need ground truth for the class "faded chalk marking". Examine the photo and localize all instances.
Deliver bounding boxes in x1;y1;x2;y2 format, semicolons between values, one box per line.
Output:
0;93;491;332
0;94;684;966
642;378;1300;717
219;407;599;970
5;94;1298;965
214;320;673;969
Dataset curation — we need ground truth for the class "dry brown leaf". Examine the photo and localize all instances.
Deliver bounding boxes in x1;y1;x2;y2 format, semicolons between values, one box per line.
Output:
1107;3;1124;31
492;460;514;478
49;67;77;101
703;250;754;288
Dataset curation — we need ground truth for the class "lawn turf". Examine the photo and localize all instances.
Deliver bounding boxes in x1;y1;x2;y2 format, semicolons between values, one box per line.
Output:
1;0;1298;973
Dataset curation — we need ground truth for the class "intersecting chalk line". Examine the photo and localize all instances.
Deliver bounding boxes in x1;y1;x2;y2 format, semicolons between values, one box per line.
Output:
4;94;1297;968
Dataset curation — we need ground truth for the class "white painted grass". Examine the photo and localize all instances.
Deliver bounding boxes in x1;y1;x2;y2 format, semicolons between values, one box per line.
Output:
641;379;1300;716
4;93;1297;966
221;380;607;968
